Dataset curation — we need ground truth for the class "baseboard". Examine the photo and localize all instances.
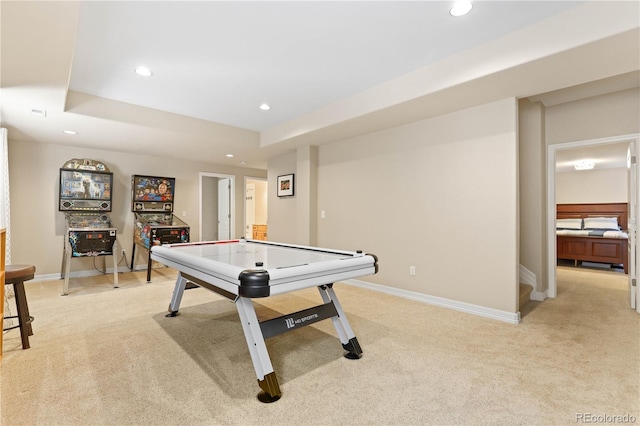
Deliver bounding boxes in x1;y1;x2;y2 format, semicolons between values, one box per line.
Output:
344;279;521;324
32;266;133;282
530;290;547;301
30;270;523;324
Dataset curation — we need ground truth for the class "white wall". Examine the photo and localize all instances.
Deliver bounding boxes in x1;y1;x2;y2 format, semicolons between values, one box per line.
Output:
556;168;628;204
518;100;547;292
267;152;298;244
544;88;637;209
546;89;640;145
8;139;266;276
253;180;268;225
268;98;520;313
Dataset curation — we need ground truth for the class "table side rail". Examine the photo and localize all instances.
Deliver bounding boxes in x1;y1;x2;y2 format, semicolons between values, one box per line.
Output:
151;252;241;296
267;266;377;296
152;245;241;279
265;255;375;281
244;239;363;257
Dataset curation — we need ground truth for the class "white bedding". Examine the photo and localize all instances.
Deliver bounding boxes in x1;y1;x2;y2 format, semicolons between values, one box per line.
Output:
556;229;628;239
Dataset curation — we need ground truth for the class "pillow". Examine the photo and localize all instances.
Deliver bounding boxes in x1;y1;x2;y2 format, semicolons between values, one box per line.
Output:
556;218;582;230
583;217;619;230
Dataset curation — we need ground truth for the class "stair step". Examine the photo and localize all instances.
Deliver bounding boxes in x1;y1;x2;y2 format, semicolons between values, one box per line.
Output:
519;284;533;310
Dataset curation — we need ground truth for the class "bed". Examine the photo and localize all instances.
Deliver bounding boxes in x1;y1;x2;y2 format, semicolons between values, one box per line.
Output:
556;203;628;273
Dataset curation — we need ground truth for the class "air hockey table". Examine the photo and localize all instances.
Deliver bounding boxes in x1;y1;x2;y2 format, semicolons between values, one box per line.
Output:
151;238;378;403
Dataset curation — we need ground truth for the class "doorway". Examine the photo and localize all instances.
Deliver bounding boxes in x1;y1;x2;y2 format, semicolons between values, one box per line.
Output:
547;134;639;305
244;177;268;240
199;172;235;241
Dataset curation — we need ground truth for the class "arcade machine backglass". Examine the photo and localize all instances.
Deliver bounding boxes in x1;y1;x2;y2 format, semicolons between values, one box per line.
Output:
59;158;118;295
131;175;189;282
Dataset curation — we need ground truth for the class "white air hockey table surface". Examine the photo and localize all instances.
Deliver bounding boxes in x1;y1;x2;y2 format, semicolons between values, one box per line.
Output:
150;238;378;403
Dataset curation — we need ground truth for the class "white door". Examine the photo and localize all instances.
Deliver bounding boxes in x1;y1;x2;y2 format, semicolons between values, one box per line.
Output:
218;178;231;240
245;183;255;238
199;172;235;242
628;142;638;311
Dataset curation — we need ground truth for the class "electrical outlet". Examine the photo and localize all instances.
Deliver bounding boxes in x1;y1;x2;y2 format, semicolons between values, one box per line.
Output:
409;266;416;276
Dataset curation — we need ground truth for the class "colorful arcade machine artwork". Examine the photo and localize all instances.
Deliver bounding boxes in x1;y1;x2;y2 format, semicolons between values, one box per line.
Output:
59;158;119;295
130;175;190;282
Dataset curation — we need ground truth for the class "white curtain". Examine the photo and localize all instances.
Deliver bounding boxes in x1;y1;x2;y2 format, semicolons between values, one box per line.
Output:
1;128;10;259
1;128;12;330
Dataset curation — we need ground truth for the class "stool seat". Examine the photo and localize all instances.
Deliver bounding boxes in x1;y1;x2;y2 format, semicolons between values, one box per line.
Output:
3;264;36;350
5;265;35;283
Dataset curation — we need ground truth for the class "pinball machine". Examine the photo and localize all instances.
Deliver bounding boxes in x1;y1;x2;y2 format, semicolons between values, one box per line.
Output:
59;158;119;295
130;175;190;282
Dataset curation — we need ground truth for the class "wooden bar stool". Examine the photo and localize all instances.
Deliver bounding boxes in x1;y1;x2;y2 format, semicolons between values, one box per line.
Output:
3;264;35;349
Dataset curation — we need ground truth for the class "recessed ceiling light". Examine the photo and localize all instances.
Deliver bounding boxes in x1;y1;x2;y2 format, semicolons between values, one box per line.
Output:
135;66;152;77
574;160;595;170
63;130;77;135
450;1;473;17
226;154;234;158
259;103;271;111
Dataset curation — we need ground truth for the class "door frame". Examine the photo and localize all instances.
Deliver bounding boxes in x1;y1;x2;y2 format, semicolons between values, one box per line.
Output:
199;172;235;242
218;177;231;240
546;133;640;300
628;141;638;312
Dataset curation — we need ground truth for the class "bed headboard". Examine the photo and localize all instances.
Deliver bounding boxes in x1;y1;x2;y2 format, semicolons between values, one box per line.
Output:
556;203;628;230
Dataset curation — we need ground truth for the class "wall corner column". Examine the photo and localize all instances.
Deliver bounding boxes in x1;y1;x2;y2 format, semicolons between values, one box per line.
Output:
296;145;318;246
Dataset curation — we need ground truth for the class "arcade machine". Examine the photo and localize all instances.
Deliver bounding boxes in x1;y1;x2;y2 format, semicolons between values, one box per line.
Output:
59;158;118;295
130;175;190;282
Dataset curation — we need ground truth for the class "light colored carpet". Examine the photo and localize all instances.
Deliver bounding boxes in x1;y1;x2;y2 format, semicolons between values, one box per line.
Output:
1;266;638;425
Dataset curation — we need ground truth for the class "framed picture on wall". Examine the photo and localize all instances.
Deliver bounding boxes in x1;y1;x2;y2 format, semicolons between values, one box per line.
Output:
277;174;294;197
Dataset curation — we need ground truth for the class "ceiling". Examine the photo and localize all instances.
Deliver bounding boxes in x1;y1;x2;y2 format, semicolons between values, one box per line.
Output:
68;1;580;132
1;1;639;170
555;142;632;174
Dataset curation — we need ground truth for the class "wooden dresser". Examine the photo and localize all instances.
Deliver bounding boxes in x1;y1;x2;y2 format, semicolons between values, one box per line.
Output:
252;224;267;241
